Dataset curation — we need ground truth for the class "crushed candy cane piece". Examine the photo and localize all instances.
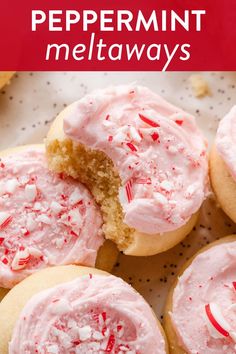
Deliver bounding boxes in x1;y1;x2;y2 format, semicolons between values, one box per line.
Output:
175;120;183;125
105;334;116;352
125;181;133;203
126;142;138;152
46;344;59;354
69;189;82;205
151;132;159;141
1;256;9;265
0;212;12;229
11;248;31;270
205;303;230;338
139;113;160;127
129;126;142;143
160;180;173;192
25;184;37;202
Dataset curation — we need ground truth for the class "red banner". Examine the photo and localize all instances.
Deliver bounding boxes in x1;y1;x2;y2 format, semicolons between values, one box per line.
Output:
0;0;235;70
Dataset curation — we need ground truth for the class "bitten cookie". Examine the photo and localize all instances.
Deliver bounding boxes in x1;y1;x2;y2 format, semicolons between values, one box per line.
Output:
46;84;208;256
164;235;236;354
0;265;168;354
0;72;15;90
0;144;118;289
210;106;236;223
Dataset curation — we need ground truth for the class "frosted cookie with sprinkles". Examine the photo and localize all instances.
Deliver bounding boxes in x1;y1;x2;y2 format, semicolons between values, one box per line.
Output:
210;106;236;223
164;235;236;353
0;145;117;289
46;84;208;256
0;265;168;354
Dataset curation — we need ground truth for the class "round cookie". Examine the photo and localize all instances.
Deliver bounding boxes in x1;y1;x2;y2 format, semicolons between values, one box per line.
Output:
164;235;236;353
0;72;15;90
210;106;236;223
0;144;118;289
0;265;169;354
46;84;208;256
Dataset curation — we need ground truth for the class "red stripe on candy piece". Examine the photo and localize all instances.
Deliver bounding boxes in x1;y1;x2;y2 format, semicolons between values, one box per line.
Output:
70;230;79;237
126;142;138;152
233;282;236;291
72;340;81;346
18;256;31;265
117;324;123;331
151;132;159;141
139;113;160;128
138;129;143;139
175;120;183;125
105;334;115;352
0;216;12;230
136;177;152;185
205;304;229;337
102;311;107;322
0;237;4;245
2;257;8;265
117;344;130;351
125;181;133;203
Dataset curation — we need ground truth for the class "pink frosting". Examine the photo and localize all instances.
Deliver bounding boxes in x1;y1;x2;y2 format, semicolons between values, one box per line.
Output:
0;147;104;288
64;84;208;235
9;274;166;354
216;106;236;180
170;240;236;353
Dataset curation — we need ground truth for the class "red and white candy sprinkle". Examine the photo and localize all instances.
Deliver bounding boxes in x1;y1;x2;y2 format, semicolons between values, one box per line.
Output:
25;184;37;202
125;180;133;203
205;303;235;340
0;212;12;229
11;248;31;271
138;113;160;128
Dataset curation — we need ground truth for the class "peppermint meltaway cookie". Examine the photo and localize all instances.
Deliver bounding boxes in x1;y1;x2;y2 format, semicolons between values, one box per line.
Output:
46;84;208;256
0;72;15;90
164;235;236;353
0;145;117;289
0;265;168;354
210;106;236;223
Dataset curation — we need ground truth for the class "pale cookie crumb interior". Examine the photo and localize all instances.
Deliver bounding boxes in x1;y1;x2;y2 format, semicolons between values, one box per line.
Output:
46;138;134;251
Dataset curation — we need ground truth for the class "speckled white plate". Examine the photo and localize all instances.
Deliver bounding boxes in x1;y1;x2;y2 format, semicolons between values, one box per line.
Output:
0;71;236;321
